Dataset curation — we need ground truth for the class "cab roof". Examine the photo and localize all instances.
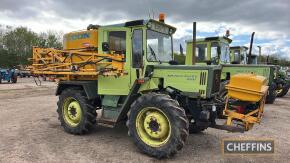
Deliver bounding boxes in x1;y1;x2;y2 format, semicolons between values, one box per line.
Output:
230;46;249;50
100;19;177;33
186;36;232;44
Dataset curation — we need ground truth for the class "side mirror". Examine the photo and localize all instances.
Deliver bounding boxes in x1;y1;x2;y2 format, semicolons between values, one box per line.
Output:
102;42;109;52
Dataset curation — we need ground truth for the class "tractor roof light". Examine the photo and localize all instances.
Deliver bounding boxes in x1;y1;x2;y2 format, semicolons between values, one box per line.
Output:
225;30;230;37
159;13;165;23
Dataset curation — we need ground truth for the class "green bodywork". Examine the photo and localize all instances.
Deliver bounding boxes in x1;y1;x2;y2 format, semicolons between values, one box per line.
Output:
72;19;221;122
221;64;275;84
150;65;220;98
185;37;275;85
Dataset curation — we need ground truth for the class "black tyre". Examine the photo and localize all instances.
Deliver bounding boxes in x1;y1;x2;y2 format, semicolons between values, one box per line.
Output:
11;74;17;83
216;80;229;118
266;83;277;104
57;88;97;135
127;93;189;158
276;84;289;97
0;74;2;84
219;80;229;101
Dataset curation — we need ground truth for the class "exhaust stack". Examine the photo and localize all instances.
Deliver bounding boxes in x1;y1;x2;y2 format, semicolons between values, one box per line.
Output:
192;22;196;65
248;32;255;64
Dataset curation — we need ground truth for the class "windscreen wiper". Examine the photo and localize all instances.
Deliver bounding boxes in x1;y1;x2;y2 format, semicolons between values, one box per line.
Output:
148;45;161;64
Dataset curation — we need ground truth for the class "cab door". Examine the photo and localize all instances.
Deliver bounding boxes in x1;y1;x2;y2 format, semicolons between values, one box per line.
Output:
97;27;132;95
130;28;145;83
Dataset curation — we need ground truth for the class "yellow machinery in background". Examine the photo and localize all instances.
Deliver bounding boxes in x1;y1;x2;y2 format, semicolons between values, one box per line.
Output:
30;29;125;81
63;29;98;50
223;74;269;131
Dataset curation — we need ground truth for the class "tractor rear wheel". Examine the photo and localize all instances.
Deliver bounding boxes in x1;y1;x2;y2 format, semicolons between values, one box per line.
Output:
276;84;289;97
266;83;277;104
57;88;97;135
127;93;189;158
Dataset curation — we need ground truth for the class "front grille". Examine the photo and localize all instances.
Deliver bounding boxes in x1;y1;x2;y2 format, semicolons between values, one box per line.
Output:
212;69;221;93
200;72;207;85
199;90;206;96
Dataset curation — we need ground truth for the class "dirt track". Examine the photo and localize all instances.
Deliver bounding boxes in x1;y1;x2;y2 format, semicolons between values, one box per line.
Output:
0;78;290;163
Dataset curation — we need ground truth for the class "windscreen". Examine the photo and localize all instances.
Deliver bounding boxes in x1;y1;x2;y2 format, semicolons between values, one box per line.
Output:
146;30;173;62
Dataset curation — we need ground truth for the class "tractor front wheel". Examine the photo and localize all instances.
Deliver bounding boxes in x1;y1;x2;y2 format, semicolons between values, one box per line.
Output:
217;80;229;118
57;88;97;135
219;80;229;101
127;93;189;158
276;84;289;97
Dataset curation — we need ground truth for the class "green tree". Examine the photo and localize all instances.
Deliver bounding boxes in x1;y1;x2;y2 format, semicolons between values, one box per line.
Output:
2;27;39;65
0;26;63;67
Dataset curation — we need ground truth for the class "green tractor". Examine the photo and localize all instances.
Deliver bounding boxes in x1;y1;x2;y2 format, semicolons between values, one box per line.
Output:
231;46;289;97
32;18;221;158
30;17;268;158
185;37;277;104
275;68;290;97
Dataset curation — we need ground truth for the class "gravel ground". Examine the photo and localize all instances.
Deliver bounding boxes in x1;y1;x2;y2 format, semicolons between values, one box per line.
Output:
0;78;289;163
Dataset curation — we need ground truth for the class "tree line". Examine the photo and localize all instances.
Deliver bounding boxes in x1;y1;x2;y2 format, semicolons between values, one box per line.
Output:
0;25;62;68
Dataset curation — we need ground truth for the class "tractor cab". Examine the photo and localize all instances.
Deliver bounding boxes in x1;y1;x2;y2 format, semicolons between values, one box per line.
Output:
185;37;232;65
85;18;177;67
247;54;258;64
230;46;248;64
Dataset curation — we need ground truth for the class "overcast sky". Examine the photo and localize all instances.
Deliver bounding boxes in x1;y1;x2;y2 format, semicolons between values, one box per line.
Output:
0;0;289;59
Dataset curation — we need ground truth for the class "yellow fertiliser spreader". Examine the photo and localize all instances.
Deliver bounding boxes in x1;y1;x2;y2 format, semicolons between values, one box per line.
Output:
223;74;268;131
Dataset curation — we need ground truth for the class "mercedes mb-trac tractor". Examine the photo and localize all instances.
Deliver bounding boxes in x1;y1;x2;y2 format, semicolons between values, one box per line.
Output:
185;37;277;104
30;15;268;158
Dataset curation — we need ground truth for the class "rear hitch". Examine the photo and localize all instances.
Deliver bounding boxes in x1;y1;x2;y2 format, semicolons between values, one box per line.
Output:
211;124;245;133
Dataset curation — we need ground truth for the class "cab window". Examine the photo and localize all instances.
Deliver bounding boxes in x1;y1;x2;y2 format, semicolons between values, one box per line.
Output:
211;42;218;59
132;29;143;68
234;50;240;63
108;31;126;54
196;43;207;62
220;43;230;63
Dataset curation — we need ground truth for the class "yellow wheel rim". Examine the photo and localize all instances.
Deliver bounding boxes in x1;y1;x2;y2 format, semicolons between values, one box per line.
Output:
136;107;171;147
276;88;283;94
63;97;82;127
